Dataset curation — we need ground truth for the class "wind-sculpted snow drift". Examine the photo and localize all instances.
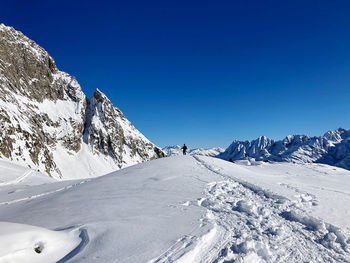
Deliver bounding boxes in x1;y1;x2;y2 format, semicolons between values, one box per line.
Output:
0;24;165;179
219;128;350;170
0;222;82;263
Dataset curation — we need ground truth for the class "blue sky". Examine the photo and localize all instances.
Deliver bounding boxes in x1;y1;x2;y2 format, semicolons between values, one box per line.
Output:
2;0;350;148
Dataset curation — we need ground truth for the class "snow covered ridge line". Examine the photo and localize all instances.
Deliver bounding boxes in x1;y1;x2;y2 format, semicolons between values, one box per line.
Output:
0;24;165;179
163;145;225;157
218;128;350;171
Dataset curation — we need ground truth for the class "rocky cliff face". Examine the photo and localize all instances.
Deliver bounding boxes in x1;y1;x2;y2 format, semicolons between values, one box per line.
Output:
0;24;165;179
84;89;165;168
218;128;350;170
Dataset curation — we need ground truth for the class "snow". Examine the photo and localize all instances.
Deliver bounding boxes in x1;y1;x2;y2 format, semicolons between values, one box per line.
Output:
0;73;161;179
163;145;225;157
0;160;54;186
85;88;162;169
0;24;47;64
1;23;164;179
51;143;120;179
219;128;350;171
0;222;81;263
198;156;350;230
0;157;218;262
0;156;350;262
175;224;218;263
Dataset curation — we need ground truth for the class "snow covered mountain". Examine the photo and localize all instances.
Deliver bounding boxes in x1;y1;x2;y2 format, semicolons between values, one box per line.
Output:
162;145;184;156
218;128;350;170
163;145;225;157
190;147;226;156
0;24;165;179
1;156;350;262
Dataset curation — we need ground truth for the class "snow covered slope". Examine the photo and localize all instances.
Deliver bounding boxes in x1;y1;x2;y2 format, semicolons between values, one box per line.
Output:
190;147;225;157
0;159;54;186
163;145;225;157
1;156;349;262
219;128;350;170
0;24;165;179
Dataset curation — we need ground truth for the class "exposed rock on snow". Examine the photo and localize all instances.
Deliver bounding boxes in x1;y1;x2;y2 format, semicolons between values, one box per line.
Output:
0;24;165;179
163;145;225;157
219;128;350;170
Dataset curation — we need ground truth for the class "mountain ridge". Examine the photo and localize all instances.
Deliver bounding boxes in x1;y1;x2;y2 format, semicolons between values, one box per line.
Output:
218;128;350;170
0;24;165;179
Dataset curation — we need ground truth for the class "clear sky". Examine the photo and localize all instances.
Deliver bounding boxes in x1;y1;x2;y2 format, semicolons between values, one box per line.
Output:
1;0;350;148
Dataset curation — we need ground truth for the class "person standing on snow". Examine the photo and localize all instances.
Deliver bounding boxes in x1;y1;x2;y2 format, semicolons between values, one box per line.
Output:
181;144;188;155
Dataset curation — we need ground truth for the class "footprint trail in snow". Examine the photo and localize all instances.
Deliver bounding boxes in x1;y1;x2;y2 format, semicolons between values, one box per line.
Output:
168;156;350;263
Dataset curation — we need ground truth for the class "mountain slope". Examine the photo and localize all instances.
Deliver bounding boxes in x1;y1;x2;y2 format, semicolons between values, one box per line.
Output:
219;128;350;170
0;156;349;262
0;24;164;178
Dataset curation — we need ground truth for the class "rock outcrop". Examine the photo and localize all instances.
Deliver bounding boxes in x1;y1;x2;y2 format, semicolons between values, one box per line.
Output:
84;89;165;168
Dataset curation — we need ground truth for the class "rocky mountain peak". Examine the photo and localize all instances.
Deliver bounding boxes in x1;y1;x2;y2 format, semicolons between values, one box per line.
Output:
0;24;165;178
253;136;273;147
92;88;110;102
0;23;63;103
337;127;346;134
84;88;165;167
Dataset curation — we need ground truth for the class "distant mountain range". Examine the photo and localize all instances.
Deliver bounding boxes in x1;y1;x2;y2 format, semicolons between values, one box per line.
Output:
218;128;350;170
0;24;165;179
163;145;225;157
164;128;350;171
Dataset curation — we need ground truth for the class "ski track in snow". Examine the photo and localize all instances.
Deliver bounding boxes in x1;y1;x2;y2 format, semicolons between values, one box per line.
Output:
0;179;91;206
0;170;33;186
157;156;350;263
1;156;350;262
